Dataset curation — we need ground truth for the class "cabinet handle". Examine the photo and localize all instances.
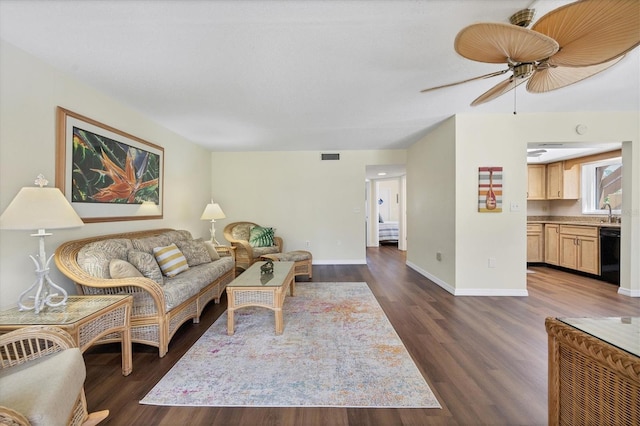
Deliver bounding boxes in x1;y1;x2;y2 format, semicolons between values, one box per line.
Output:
557;190;561;197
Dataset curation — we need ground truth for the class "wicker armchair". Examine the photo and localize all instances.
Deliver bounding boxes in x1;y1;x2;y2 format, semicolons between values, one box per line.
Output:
0;326;108;426
223;222;283;270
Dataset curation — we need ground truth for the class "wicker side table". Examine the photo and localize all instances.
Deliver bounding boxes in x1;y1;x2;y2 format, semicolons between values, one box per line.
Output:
546;317;639;426
0;295;133;376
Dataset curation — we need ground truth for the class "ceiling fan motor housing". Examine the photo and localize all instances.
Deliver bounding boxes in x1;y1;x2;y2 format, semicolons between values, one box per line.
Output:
514;63;534;79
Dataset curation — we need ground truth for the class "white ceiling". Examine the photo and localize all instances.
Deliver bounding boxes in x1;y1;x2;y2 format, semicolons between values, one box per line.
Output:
1;0;638;153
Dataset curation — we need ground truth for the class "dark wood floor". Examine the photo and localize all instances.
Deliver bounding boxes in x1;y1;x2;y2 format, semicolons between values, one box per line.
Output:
84;246;639;425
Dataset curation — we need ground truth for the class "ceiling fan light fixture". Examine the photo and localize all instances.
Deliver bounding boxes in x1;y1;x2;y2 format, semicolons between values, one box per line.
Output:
509;9;535;27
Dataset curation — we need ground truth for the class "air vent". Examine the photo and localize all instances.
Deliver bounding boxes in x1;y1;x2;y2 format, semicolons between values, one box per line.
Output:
321;153;340;161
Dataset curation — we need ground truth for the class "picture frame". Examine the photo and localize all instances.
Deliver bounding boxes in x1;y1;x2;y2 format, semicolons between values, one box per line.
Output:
478;166;502;213
56;107;164;223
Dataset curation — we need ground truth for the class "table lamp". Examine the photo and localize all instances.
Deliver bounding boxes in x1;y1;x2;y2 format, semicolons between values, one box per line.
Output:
200;201;225;245
0;174;84;313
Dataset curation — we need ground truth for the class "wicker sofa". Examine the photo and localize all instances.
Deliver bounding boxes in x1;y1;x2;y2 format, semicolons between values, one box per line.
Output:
223;221;283;270
55;229;235;357
0;325;109;426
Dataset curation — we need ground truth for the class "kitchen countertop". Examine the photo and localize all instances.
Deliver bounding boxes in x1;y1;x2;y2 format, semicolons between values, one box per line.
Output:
527;219;621;228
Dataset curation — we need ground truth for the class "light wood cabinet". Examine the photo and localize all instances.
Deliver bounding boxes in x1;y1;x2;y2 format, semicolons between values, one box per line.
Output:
527;224;544;262
558;225;599;275
546;161;580;200
527;165;546;200
544;224;560;265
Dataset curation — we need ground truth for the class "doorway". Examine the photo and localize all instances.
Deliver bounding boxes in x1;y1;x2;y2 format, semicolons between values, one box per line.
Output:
365;165;406;251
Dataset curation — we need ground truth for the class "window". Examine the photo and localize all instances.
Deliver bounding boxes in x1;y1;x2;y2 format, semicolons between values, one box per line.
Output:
581;157;622;214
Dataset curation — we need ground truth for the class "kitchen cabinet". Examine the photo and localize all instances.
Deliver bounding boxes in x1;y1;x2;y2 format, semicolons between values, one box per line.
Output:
558;225;599;275
527;165;546;200
544;224;560;265
527;224;544;262
546;161;580;200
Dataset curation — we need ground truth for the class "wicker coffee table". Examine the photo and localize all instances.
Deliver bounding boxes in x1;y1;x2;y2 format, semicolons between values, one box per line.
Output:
226;261;295;335
0;295;132;376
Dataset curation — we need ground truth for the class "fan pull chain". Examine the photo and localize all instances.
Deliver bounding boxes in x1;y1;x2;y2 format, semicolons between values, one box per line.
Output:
513;78;517;115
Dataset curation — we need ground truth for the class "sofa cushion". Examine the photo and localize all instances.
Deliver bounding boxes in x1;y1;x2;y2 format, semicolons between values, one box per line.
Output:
204;241;221;261
153;244;189;277
252;245;281;258
230;223;252;241
162;257;234;310
109;259;143;279
77;239;131;279
162;229;192;243
0;348;85;426
128;251;163;284
249;226;275;247
175;238;211;267
131;234;171;254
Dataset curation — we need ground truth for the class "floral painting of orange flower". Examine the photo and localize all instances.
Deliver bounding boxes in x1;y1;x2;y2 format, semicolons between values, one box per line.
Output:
72;126;160;204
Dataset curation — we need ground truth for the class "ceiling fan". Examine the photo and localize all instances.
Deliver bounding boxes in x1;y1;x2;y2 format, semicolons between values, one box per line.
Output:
421;0;640;106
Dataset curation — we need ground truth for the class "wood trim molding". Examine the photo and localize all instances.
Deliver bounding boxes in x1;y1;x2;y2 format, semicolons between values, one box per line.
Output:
564;149;622;169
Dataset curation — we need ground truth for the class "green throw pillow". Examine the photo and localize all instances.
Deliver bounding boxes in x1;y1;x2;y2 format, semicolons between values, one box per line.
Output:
249;226;275;248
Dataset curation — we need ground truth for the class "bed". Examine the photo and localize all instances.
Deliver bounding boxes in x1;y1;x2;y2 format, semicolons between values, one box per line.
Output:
378;221;399;242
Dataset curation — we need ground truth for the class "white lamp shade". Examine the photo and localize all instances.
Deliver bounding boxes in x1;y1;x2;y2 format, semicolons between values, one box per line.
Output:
200;203;226;220
0;187;84;230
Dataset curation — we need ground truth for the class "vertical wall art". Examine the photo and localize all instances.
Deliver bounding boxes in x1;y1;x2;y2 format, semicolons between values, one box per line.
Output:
56;107;164;222
478;166;502;213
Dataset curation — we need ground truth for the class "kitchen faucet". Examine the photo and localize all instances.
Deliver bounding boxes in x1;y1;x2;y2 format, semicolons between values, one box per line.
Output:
603;202;612;223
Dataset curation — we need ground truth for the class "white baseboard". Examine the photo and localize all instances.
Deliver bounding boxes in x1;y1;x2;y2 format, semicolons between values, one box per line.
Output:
617;287;640;297
312;259;367;265
406;260;529;297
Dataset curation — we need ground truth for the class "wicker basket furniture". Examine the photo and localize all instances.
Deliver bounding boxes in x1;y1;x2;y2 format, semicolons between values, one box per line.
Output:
546;317;639;426
261;250;312;279
0;325;109;426
0;295;132;376
55;229;235;357
223;222;283;270
226;261;295;335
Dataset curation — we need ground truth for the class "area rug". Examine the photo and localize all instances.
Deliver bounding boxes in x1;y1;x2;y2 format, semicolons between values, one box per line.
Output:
140;282;440;408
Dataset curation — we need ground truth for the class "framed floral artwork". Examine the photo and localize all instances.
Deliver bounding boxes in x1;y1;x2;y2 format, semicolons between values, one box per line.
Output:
56;107;163;222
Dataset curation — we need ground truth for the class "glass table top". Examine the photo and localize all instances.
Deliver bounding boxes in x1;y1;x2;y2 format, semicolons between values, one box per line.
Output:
559;317;640;357
0;295;129;325
228;261;295;287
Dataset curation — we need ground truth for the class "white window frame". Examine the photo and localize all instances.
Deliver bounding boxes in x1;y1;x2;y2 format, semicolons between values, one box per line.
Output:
581;157;622;215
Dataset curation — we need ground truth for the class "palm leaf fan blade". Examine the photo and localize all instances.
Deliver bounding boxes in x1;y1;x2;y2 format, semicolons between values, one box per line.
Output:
420;69;509;93
532;0;640;67
455;23;558;64
527;56;625;93
471;77;527;106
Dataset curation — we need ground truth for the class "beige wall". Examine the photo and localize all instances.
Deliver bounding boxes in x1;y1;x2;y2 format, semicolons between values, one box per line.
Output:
211;150;406;263
406;116;457;290
0;41;214;307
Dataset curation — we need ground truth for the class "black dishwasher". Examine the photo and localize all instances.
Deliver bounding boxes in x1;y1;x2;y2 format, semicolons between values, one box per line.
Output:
599;227;620;285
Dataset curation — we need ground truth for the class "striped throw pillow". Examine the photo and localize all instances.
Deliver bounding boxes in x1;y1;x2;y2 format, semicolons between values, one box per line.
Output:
153;243;189;277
